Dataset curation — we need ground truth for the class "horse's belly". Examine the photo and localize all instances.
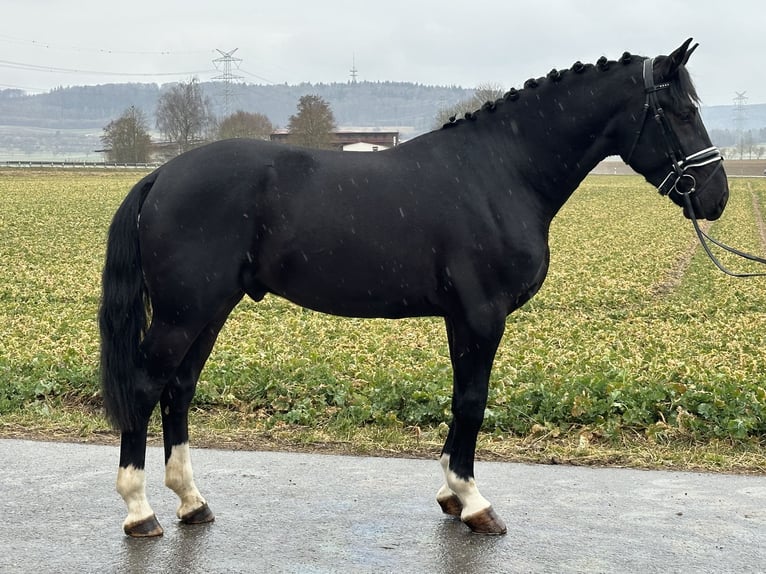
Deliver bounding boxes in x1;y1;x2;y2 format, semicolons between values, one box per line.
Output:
277;283;440;319
255;251;441;319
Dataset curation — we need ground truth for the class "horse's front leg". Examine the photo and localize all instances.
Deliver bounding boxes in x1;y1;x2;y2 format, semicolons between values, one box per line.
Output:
437;315;507;535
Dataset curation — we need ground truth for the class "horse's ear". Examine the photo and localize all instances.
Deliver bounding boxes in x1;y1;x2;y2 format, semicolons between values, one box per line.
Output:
658;38;696;80
682;42;699;65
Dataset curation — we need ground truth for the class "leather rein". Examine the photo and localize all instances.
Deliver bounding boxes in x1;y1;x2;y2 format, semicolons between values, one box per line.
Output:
628;57;766;278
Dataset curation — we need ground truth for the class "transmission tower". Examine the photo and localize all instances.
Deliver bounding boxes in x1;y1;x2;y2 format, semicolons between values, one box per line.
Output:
733;91;748;159
349;56;359;84
213;48;244;117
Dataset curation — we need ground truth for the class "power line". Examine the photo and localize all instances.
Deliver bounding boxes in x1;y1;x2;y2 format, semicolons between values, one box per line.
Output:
0;82;45;92
239;68;275;84
0;58;215;78
0;33;211;57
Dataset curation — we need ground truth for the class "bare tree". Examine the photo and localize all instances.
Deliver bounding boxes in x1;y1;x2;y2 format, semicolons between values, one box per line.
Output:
287;94;336;149
101;106;152;163
433;82;506;129
156;78;214;154
217;110;274;140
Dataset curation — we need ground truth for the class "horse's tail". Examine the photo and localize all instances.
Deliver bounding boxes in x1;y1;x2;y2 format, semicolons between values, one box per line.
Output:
98;171;157;432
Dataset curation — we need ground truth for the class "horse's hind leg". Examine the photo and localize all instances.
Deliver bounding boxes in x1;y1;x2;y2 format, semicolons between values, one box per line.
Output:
116;368;169;537
116;316;217;537
161;296;241;526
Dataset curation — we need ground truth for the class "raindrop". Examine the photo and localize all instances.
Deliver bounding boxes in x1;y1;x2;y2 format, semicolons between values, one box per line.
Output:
399;207;405;218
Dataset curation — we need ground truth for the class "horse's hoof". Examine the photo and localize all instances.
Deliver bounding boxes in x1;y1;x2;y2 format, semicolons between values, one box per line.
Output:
437;494;463;517
124;514;164;537
463;506;507;535
180;503;215;525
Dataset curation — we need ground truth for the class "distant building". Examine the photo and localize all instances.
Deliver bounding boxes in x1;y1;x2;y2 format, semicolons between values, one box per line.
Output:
342;142;388;152
270;128;399;151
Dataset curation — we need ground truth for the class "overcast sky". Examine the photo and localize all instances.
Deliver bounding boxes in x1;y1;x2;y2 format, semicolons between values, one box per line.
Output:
1;0;762;107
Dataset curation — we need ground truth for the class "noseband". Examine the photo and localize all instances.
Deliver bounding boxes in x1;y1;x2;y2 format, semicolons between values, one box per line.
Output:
627;58;766;277
625;57;723;198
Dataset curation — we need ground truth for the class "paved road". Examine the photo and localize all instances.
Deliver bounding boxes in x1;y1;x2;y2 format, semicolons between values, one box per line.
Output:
1;438;764;573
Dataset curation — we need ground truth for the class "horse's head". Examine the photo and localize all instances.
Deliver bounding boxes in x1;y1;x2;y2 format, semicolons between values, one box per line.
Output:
621;39;728;221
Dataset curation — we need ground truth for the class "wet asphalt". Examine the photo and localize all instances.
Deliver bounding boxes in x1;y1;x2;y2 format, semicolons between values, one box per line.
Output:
0;438;764;573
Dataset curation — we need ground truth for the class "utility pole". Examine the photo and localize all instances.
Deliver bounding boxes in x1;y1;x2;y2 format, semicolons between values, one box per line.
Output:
213;48;244;117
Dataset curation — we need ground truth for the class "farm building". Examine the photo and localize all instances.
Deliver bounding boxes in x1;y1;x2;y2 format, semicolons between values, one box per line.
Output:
270;128;399;151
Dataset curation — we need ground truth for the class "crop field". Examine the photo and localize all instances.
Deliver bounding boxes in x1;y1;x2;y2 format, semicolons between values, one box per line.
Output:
1;170;765;458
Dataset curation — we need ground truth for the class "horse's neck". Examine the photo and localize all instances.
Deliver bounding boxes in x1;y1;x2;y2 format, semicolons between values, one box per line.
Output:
475;76;628;214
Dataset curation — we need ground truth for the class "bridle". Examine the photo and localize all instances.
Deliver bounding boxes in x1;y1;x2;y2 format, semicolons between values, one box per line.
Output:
627;57;766;277
625;57;723;198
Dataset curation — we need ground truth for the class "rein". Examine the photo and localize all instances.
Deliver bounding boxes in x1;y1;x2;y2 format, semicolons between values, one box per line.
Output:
683;193;766;278
629;57;766;278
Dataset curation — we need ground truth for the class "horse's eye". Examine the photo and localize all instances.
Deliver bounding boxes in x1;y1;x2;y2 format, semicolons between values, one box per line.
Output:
679;107;697;122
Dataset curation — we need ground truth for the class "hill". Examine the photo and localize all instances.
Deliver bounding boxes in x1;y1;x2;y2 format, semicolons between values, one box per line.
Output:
0;81;473;160
0;82;764;161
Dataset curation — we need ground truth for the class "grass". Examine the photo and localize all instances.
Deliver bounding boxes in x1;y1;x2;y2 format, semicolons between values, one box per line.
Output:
1;169;765;472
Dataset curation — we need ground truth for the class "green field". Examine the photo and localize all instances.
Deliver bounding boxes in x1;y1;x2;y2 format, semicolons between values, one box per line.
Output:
1;170;765;468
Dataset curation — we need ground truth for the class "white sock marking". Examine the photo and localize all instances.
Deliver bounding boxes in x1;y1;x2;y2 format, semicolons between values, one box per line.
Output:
436;454;456;502
116;465;155;528
438;454;491;519
165;442;207;518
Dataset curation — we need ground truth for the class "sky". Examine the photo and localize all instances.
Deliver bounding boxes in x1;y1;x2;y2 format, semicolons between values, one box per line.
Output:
1;0;763;107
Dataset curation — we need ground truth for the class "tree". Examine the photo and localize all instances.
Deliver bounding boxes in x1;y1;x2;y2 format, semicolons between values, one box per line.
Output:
155;78;213;155
101;106;152;163
433;82;506;129
217;110;273;140
287;94;336;149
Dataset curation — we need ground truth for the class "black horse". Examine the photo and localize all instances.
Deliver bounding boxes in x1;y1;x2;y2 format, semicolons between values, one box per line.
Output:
100;39;728;537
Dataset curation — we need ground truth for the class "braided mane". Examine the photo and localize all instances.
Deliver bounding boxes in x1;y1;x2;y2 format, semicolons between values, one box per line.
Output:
442;51;642;130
